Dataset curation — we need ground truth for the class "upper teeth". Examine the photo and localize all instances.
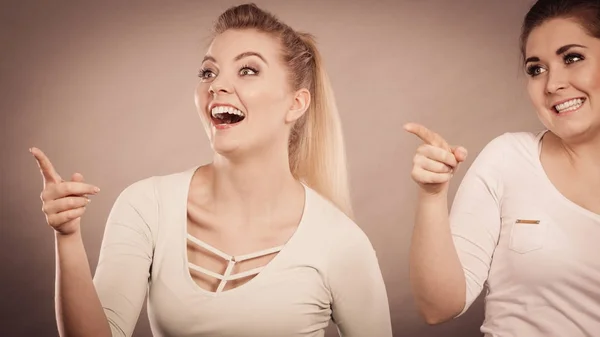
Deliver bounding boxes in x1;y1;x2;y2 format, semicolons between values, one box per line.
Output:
211;106;244;118
554;98;584;112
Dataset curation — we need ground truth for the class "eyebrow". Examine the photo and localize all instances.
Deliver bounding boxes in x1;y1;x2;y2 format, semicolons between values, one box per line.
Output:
525;44;587;64
201;51;268;65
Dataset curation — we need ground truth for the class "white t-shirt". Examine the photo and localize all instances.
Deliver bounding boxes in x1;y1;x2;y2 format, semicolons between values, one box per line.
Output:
451;131;600;336
92;166;393;337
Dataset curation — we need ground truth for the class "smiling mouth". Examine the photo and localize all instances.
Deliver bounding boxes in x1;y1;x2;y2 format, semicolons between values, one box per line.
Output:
210;106;246;126
553;98;585;114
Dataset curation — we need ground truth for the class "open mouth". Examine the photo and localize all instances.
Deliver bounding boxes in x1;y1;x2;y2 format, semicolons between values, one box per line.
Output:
210;105;246;126
553;98;585;114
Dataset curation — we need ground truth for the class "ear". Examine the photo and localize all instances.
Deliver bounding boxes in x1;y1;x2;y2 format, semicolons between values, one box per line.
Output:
285;88;311;124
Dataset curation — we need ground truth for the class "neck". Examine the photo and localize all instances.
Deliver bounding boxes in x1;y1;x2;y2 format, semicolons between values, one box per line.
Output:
548;129;600;168
210;144;299;219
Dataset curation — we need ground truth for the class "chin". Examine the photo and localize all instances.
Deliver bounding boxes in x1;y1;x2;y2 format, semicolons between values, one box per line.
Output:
211;140;242;157
549;122;599;143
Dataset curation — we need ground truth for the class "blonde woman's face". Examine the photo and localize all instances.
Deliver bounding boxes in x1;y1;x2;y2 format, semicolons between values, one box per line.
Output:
195;29;305;157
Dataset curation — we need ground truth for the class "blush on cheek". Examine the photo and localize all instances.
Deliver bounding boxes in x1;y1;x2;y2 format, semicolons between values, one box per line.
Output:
527;82;545;109
581;68;600;92
236;87;269;117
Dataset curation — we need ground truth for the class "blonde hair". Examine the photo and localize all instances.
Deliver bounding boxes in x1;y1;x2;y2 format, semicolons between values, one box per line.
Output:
213;3;354;219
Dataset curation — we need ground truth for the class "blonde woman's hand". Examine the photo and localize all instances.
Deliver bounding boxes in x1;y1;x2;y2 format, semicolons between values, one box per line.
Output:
404;123;468;195
30;147;100;236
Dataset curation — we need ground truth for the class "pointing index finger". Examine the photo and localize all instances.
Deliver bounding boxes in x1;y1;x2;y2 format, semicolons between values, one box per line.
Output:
403;123;451;151
30;147;62;183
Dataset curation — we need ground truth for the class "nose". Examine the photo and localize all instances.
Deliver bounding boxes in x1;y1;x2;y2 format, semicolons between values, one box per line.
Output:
545;68;568;95
208;75;233;95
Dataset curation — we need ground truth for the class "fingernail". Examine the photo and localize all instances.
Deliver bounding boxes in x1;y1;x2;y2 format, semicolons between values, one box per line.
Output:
94;187;100;193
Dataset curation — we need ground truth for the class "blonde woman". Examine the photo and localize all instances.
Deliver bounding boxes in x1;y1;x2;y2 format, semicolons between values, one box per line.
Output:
30;3;392;337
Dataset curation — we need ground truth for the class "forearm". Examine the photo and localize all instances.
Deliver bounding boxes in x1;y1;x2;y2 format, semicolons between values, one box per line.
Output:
409;189;465;324
55;231;111;337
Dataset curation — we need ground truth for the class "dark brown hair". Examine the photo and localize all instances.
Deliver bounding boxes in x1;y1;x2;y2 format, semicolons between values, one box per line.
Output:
520;0;600;63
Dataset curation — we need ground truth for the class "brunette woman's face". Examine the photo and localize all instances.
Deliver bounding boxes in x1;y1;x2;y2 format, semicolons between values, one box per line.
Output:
525;18;600;143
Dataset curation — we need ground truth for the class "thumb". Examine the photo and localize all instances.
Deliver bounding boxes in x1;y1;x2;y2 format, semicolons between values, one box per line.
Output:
451;146;468;163
71;172;85;183
69;173;92;202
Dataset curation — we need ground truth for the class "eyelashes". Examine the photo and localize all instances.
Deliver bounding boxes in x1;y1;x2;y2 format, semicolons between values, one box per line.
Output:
525;53;585;77
197;65;260;81
526;64;543;77
197;68;215;80
239;65;259;76
564;52;584;64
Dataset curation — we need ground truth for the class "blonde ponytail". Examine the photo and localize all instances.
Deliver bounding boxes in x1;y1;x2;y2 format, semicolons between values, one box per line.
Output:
289;34;354;219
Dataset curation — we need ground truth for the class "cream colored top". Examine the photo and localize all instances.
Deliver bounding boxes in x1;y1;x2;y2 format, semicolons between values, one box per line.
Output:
92;167;392;337
451;131;600;336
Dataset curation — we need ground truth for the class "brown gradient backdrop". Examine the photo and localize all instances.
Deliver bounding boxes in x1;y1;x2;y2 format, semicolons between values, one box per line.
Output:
1;0;541;336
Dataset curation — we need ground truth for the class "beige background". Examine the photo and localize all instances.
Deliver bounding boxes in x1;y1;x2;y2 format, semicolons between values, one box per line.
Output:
1;0;543;336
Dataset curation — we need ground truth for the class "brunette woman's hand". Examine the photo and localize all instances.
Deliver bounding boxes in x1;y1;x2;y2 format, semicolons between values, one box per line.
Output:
404;123;468;195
